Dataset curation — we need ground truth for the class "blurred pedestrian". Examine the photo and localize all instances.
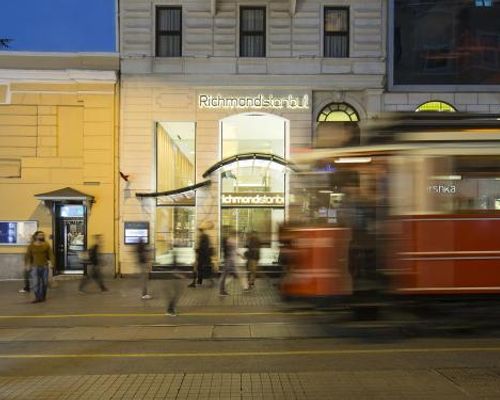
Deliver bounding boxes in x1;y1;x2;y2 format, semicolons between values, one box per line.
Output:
79;235;108;293
220;230;248;296
188;222;214;288
245;230;260;288
24;230;54;303
136;237;152;299
19;232;36;294
165;248;184;316
337;173;378;319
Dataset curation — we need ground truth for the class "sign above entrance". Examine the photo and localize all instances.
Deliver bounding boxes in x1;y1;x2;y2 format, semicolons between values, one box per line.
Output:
198;94;310;110
222;193;285;207
124;221;150;244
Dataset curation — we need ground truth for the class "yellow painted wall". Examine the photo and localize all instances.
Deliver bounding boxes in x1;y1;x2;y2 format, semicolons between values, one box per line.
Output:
0;81;118;265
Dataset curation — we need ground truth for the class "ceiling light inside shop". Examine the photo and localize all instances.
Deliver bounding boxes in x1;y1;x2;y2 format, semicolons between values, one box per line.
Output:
431;175;462;180
334;157;372;164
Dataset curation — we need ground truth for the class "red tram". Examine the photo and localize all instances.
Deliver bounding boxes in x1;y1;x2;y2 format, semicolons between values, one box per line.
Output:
282;114;500;301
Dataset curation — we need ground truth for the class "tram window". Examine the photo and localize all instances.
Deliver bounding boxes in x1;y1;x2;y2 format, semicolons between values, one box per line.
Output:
425;156;500;212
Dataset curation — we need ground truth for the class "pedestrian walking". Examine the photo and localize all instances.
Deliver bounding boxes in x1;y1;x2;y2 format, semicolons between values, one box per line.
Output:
79;235;108;293
136;237;152;299
245;230;261;288
165;248;184;316
24;230;54;303
19;233;36;294
188;222;214;288
219;230;249;296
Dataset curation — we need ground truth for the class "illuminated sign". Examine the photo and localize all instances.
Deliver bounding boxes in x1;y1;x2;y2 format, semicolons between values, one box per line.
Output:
0;221;38;246
222;193;285;207
60;205;84;218
124;221;150;244
427;185;457;194
198;94;310;110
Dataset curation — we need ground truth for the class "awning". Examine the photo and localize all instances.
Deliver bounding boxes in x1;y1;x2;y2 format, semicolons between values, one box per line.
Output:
35;187;95;202
202;152;295;178
135;180;211;199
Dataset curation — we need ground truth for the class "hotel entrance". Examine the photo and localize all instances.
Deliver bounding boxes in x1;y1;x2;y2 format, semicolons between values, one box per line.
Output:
34;187;94;275
220;113;288;265
54;204;86;273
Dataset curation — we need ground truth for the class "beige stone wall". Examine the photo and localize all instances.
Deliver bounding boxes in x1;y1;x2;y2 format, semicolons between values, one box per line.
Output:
120;0;386;78
119;75;322;273
383;92;500;113
0;76;118;277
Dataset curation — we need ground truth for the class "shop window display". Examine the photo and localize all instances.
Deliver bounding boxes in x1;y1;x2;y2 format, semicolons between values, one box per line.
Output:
155;122;196;265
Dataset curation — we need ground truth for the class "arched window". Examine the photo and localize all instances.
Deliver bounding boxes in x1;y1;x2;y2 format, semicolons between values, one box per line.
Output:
317;102;360;122
416;101;456;112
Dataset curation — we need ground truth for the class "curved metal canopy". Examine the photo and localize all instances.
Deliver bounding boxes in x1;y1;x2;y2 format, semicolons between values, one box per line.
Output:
135;180;211;199
202;152;295;179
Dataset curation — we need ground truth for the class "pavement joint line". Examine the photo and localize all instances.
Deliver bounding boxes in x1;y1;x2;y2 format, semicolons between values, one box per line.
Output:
0;311;324;319
1;347;500;359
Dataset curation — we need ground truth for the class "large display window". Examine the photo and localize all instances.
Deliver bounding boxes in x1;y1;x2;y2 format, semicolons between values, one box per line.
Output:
155;122;196;265
155;206;195;265
220;113;287;265
392;0;500;85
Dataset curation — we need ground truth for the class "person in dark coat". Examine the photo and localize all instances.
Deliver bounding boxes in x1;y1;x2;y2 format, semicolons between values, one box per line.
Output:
188;225;213;288
245;231;261;288
337;173;380;321
136;237;152;299
79;235;108;293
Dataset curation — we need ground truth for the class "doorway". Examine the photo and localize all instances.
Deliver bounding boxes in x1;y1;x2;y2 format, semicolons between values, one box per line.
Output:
221;207;284;265
54;204;87;273
219;113;288;265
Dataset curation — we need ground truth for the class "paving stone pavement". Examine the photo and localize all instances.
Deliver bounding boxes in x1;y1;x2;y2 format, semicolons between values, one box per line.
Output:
174;279;282;307
0;278;285;315
1;369;499;399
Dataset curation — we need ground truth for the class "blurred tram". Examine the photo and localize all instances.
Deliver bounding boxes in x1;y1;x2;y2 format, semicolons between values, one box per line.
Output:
281;113;500;302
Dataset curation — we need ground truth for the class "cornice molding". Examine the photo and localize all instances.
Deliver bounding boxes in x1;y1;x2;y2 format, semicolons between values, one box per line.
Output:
0;69;117;84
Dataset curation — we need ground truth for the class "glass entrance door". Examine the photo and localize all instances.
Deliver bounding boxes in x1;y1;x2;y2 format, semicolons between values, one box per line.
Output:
54;204;86;273
221;208;284;265
219;112;288;266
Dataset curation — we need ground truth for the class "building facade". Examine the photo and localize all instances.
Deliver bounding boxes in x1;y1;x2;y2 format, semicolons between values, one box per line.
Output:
383;0;500;113
0;53;119;278
119;0;387;274
117;0;499;276
2;1;497;278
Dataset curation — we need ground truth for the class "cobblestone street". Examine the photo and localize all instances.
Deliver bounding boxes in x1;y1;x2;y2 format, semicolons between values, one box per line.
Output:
1;369;500;400
1;280;500;399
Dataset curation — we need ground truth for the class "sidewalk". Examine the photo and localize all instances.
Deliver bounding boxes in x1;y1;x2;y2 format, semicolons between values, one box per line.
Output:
0;277;285;316
0;278;351;342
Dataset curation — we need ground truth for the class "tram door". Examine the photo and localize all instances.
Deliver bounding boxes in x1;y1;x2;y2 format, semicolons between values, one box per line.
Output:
54;204;86;274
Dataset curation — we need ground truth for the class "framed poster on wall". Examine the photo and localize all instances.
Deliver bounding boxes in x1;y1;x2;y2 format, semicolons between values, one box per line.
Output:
124;221;150;244
0;221;38;245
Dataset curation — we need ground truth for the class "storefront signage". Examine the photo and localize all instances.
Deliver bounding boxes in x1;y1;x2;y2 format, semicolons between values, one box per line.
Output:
427;184;457;194
222;193;285;207
198;94;310;110
124;221;150;244
0;220;38;245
